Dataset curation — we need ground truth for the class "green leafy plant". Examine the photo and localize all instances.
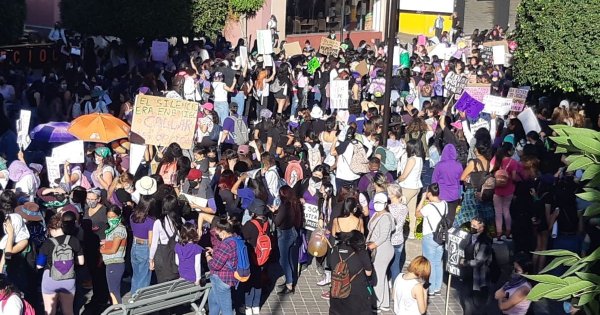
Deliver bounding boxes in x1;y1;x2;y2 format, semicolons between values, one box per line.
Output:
523;125;600;314
513;0;600;102
190;0;229;40
524;248;600;314
228;0;265;42
0;0;27;45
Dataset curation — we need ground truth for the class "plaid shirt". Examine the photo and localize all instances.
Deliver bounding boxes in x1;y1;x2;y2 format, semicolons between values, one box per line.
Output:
208;236;238;287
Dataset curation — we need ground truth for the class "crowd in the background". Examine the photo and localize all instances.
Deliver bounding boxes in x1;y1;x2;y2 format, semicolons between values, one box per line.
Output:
0;24;598;315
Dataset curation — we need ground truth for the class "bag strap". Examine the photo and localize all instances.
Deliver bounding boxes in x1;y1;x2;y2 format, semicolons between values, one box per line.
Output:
64;235;71;245
251;219;267;236
50;238;59;246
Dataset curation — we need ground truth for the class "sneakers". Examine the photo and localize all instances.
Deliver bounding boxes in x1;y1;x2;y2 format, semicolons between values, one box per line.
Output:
500;235;507;241
317;271;331;286
252;307;260;315
321;291;330;300
493;238;504;244
428;290;442;296
380;306;391;312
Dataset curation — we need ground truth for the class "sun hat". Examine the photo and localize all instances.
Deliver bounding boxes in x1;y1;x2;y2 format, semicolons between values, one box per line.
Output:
111;139;130;155
135;176;157;196
15;202;43;222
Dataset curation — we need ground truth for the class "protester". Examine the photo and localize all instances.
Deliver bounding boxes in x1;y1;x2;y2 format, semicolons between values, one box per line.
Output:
393;255;431;315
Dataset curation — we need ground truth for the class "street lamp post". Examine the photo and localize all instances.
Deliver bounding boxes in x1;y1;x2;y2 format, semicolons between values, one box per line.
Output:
382;0;400;146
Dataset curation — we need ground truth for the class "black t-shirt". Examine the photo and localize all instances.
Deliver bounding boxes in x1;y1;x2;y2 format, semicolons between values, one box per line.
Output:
39;235;83;270
327;244;372;289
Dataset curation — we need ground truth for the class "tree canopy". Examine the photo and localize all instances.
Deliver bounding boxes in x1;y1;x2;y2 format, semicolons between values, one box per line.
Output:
60;0;265;41
61;0;193;41
0;0;27;46
513;0;600;102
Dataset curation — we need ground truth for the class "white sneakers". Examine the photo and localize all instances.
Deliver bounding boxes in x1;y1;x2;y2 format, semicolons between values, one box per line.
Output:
245;307;260;315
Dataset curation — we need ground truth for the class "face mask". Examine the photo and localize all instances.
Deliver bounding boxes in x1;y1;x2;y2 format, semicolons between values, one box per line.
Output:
309;179;322;190
87;200;98;208
311;176;322;183
374;203;386;212
469;227;479;234
189;181;199;188
105;216;122;235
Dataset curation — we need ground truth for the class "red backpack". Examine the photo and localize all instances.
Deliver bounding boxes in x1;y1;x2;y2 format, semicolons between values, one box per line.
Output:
1;294;36;315
284;160;304;188
251;220;272;266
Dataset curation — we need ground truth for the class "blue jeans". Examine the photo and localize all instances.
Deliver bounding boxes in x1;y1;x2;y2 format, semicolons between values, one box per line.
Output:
291;94;299;117
208;274;233;315
214;101;229;125
422;234;444;293
244;286;262;308
130;242;151;294
278;228;298;285
389;244;406;283
231;91;245;117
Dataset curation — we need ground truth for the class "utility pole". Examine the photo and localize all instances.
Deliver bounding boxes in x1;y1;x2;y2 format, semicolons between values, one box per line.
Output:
340;1;346;41
382;0;399;146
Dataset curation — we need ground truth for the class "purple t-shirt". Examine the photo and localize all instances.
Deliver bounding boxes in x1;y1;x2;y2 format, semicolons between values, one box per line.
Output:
130;215;155;239
303;190;319;206
175;243;203;282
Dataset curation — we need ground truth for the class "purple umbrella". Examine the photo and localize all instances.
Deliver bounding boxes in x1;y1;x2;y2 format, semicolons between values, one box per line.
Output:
30;122;77;143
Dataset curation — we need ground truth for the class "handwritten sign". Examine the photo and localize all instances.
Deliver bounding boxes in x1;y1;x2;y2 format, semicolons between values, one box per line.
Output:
330;79;349;109
507;87;529;112
462;85;491;103
417;35;427;46
356;60;368;77
303;204;320;231
455;92;484;119
151;41;169;62
446;227;468;276
518;107;541;134
131;95;199;149
263;54;273;67
483;95;512;116
16;110;31;150
282;42;302;56
319;37;341;57
52;140;85;164
45;156;61;186
257;30;273;55
480;46;493;64
470;118;489;133
445;72;469;95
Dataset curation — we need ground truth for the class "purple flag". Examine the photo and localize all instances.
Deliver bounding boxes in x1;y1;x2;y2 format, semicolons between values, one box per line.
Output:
455;92;484;119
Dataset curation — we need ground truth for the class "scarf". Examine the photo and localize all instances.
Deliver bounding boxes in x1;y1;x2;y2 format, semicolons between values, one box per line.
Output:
502;274;528;291
105;216;122;236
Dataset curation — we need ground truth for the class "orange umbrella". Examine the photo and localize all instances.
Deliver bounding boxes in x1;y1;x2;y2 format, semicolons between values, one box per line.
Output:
68;113;130;143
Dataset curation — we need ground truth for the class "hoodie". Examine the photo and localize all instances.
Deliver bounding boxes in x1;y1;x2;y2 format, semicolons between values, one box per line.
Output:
175;243;203;283
432;144;464;201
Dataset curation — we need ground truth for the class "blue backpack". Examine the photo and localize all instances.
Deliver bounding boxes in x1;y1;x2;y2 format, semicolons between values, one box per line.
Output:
229;236;251;284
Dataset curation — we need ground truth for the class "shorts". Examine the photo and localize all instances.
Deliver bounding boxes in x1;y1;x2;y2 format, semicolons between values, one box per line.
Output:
41;269;76;295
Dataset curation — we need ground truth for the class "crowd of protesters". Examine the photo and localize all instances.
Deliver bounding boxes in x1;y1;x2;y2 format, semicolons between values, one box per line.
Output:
0;23;598;315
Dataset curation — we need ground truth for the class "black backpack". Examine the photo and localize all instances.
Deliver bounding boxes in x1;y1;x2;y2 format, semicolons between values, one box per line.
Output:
469;159;495;202
425;203;450;245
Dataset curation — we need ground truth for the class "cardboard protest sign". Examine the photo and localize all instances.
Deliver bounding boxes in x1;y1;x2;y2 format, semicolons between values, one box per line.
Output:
319;37;341;57
151;41;169;62
282;42;302;56
303;204;319;231
446;227;469;276
257;30;273;55
417;35;427;46
356;60;368;76
392;46;400;66
129;143;146;175
445;72;469;95
46;156;61;185
483;95;512;116
52;140;85;164
518;107;541;134
482;40;509;51
330;79;349;110
492;45;506;65
462;85;491;103
16;110;31;150
507;87;529;112
131;95;199;149
455;92;484;119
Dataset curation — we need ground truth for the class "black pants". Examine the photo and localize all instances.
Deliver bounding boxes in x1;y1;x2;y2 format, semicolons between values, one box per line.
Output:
459;281;490;315
85;250;109;305
447;199;460;226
